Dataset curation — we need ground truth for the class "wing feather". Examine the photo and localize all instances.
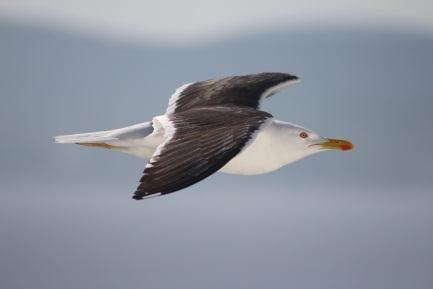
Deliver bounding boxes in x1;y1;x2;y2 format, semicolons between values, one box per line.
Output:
133;107;272;199
165;72;299;114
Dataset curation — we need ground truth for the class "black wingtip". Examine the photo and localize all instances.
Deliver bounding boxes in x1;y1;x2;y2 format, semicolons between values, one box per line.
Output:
132;191;163;200
259;72;300;84
132;195;143;200
279;73;298;81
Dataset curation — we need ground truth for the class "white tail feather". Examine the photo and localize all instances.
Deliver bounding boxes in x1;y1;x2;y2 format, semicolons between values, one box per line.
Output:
54;130;117;144
54;122;153;144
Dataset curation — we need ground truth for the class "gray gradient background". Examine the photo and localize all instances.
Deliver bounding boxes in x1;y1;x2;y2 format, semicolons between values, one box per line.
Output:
1;19;433;289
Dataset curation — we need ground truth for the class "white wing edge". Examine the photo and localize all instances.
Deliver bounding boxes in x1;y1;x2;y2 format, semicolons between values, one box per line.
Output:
144;115;175;169
261;78;301;100
165;82;194;115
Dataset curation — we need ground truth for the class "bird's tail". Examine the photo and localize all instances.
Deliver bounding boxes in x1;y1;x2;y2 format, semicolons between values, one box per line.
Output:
54;130;117;145
54;121;153;146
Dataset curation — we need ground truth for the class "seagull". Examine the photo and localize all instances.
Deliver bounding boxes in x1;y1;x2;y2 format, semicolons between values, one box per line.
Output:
55;72;354;200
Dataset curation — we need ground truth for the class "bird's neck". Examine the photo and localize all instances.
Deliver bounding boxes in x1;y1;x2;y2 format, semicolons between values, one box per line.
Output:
265;120;312;166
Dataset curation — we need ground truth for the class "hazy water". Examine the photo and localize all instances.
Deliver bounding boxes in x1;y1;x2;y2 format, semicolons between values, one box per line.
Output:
1;182;432;289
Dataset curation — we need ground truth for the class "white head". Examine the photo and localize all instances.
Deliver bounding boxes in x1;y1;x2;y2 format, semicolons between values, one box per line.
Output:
272;120;354;166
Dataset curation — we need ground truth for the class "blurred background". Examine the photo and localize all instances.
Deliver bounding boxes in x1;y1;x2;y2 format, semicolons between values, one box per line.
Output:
1;1;432;289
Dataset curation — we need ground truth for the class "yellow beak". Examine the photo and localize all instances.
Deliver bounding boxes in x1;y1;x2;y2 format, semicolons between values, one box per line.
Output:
318;138;354;151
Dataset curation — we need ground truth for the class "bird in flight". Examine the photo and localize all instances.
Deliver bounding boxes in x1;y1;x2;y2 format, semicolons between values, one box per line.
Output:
55;72;354;200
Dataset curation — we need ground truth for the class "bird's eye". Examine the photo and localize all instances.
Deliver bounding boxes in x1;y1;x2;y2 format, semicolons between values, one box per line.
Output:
299;132;308;139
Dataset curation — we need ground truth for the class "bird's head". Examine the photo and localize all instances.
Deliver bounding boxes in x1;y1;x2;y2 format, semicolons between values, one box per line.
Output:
275;121;354;164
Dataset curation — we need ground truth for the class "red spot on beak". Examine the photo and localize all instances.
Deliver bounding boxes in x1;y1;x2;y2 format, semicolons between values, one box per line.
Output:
341;145;352;151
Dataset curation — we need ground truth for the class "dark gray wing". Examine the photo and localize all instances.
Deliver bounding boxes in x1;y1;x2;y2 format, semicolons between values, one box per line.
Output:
166;72;299;114
133;107;272;200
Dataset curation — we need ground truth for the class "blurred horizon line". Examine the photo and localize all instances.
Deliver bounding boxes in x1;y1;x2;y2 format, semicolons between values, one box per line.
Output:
1;16;433;48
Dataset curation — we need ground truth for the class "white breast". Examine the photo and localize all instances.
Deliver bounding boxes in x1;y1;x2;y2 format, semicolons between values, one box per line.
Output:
219;121;288;175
